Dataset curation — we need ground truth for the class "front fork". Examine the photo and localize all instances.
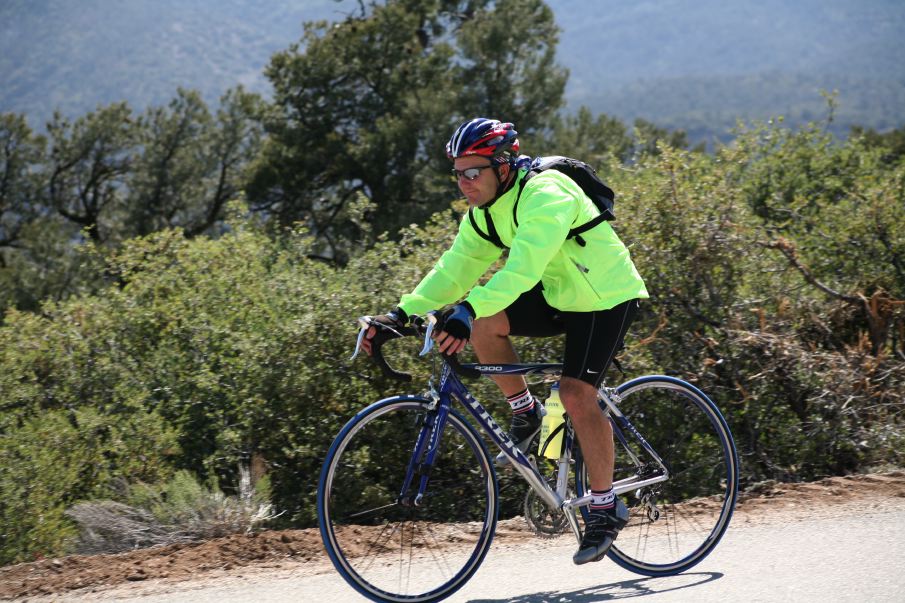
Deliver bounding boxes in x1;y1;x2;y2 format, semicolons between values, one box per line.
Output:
396;396;451;507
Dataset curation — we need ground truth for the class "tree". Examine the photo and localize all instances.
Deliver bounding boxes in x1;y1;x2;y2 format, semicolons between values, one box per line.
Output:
1;88;264;318
183;87;264;237
2;113;100;314
46;102;135;244
249;0;567;261
633;118;696;157
850;125;905;165
537;106;633;165
0;113;45;258
124;88;263;239
454;0;567;138
127;90;212;238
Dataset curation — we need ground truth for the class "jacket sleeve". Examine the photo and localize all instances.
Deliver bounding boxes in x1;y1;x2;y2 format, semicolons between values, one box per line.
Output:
464;174;580;318
397;212;503;317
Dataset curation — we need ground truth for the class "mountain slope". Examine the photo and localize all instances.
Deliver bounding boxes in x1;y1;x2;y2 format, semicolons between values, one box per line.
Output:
554;0;905;140
0;0;349;125
1;0;903;140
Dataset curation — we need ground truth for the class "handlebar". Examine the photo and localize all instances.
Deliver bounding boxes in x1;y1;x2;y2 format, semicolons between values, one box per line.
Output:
350;314;482;381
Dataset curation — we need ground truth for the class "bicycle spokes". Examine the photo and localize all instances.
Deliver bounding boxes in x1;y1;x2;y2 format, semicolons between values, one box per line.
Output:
576;377;738;576
319;399;497;602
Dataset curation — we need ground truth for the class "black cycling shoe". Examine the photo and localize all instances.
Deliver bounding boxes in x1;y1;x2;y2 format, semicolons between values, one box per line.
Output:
573;498;629;565
494;401;545;466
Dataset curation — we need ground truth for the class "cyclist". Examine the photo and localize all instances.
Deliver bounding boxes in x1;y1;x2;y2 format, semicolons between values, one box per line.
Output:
362;117;649;564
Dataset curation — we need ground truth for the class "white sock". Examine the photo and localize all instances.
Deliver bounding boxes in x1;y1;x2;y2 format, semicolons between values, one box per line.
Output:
507;388;535;415
590;488;615;511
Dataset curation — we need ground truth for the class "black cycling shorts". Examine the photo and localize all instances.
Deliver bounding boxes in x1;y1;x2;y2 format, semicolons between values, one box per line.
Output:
504;283;640;387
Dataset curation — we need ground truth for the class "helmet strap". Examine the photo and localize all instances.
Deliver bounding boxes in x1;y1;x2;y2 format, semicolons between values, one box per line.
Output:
485;163;515;206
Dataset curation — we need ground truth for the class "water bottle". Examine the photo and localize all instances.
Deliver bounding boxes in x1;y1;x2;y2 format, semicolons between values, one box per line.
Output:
538;382;565;459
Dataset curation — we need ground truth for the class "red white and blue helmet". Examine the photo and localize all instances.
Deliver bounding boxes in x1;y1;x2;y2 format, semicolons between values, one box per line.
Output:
446;118;519;165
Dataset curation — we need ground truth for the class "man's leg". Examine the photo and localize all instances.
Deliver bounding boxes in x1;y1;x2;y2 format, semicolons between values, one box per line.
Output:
564;375;628;565
560;300;639;564
470;311;525;396
559;377;613;490
471;311;547;463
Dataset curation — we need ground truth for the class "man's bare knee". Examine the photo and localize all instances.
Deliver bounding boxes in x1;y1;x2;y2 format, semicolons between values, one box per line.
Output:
559;377;601;423
472;311;510;340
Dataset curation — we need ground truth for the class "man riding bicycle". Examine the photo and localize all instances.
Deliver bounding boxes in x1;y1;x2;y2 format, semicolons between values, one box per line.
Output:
363;117;649;564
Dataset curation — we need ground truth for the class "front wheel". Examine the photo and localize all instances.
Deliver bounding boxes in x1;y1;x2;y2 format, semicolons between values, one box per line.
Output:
317;396;499;603
575;376;739;576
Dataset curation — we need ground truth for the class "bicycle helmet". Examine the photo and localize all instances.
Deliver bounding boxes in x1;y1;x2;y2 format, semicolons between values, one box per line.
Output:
446;118;519;166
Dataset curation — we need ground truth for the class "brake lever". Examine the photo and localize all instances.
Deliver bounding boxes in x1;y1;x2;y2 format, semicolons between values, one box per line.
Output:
419;313;438;356
351;315;410;361
350;317;370;361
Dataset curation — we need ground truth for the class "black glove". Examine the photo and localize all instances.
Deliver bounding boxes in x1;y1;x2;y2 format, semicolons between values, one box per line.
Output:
438;302;475;340
362;307;408;355
372;307;408;332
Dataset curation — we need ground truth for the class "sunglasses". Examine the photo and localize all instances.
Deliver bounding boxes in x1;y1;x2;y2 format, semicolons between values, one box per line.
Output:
451;164;495;181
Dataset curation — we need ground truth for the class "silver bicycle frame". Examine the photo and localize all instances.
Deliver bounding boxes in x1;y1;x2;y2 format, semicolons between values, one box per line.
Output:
449;374;670;543
560;388;670;523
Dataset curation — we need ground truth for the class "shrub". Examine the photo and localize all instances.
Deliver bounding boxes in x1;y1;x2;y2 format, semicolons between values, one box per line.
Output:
65;467;276;554
0;407;178;564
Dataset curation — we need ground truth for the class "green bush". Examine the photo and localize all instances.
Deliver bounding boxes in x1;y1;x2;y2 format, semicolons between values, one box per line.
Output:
0;407;178;564
607;129;904;482
65;468;275;554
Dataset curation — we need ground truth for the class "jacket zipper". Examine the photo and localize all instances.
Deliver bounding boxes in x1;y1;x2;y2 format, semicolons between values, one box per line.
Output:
572;260;602;298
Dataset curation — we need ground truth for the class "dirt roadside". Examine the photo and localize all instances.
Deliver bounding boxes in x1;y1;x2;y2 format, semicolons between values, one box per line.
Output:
2;471;904;601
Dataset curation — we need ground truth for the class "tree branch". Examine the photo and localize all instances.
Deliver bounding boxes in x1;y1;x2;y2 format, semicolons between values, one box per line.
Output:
762;237;904;355
760;237;860;304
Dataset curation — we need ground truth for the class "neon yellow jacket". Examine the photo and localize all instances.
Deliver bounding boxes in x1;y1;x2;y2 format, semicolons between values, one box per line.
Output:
398;168;649;319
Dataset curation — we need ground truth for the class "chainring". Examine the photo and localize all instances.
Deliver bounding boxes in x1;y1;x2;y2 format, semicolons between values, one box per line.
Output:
523;472;571;538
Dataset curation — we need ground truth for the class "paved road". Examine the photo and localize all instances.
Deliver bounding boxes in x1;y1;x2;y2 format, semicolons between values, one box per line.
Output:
57;506;905;603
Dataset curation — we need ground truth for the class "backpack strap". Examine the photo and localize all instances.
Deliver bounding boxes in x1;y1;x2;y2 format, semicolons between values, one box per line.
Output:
511;170;533;229
468;207;507;249
568;213;610;247
513;160;614;247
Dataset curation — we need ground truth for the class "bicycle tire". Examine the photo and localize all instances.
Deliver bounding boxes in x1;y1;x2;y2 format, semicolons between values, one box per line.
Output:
317;396;499;602
575;375;739;576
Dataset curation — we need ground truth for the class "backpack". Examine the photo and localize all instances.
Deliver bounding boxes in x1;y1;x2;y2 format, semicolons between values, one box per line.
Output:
467;156;616;249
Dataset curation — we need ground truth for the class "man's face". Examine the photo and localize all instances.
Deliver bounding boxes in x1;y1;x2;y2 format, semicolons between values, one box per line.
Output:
453;156;508;207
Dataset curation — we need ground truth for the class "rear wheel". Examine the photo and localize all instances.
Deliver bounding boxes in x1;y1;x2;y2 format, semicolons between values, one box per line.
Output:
317;396;498;602
575;376;739;576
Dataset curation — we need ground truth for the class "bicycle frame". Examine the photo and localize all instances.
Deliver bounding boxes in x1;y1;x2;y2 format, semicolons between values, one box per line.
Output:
401;358;671;543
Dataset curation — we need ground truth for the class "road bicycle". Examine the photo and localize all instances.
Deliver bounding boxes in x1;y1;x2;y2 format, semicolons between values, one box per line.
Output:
317;315;739;603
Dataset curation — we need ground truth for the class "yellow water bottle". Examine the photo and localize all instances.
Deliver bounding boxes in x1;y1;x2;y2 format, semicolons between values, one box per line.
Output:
538;382;565;459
